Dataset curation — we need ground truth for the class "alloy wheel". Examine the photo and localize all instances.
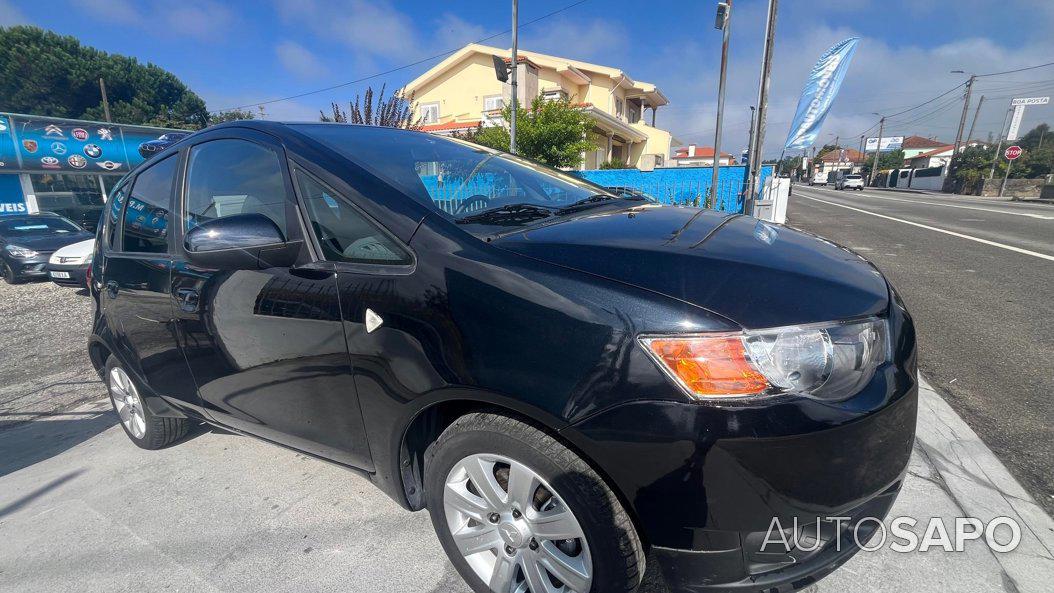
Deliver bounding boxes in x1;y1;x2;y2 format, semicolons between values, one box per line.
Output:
443;453;593;593
109;366;146;439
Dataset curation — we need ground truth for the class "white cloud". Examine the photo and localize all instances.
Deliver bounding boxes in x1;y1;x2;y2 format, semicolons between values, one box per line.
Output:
520;18;628;64
650;1;1054;158
274;0;421;61
75;0;235;40
0;0;28;26
276;41;329;80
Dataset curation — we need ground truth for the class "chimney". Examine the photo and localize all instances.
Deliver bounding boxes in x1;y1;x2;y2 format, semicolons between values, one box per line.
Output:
688;144;697;157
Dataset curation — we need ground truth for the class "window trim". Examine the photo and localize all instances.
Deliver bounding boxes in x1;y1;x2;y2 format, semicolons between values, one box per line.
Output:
112;151;181;256
174;132;308;267
483;95;504;112
290;166;416;276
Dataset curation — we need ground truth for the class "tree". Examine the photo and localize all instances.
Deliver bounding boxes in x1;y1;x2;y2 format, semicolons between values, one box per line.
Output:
861;149;906;177
208;108;255;125
0;26;208;128
469;97;596;168
320;84;419;129
945;124;1052;192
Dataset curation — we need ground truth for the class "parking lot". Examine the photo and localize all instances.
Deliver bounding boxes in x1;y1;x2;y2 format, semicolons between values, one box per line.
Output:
1;281;1052;593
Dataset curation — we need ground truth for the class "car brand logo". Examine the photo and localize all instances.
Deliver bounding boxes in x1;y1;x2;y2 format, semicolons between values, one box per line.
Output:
41;156;60;169
83;144;102;158
71;128;89;141
22;139;38;153
97;127;113;141
44;124;64;137
50;142;67;155
67;154;87;169
96;160;121;171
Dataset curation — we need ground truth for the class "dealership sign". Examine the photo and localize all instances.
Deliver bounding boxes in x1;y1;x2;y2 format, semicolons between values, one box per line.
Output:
0;113;186;174
865;136;904;152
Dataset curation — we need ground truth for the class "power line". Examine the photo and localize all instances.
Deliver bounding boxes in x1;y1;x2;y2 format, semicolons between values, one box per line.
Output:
977;61;1054;78
213;0;590;113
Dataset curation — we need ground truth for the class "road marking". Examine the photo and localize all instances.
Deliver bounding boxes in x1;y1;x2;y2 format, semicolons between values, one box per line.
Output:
797;195;1054;262
806;187;1054;219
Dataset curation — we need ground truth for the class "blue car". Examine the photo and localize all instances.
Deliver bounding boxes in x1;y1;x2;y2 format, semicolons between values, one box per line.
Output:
137;131;192;159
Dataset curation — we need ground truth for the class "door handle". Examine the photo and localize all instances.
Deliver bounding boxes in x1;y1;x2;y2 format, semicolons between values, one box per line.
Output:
176;288;200;313
106;281;119;299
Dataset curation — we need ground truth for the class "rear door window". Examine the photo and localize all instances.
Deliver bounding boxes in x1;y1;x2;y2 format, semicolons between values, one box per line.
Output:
122;155;176;254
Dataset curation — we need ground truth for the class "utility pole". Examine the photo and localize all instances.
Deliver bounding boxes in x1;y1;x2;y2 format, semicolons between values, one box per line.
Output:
999;154;1014;197
858;134;865;170
710;1;733;209
99;78;112;123
509;0;519;154
966;94;985;145
869;116;885;187
989;105;1013;180
945;71;975;192
745;0;778;215
952;73;976;155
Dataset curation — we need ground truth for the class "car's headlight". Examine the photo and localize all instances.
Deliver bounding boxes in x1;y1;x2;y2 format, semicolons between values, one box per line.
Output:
5;245;39;258
640;317;890;401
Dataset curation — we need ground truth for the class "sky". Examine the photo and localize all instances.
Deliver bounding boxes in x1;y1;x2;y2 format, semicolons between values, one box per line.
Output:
3;0;1054;159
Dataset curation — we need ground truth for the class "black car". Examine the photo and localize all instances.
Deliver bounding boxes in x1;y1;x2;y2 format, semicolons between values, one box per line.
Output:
137;131;192;159
89;122;917;593
1;213;94;284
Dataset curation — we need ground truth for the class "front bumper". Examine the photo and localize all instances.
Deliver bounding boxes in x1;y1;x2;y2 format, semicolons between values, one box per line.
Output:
650;482;900;592
47;262;89;287
563;298;917;592
5;255;50;279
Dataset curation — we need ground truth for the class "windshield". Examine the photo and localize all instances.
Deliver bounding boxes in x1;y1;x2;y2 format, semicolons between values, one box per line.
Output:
0;216;82;235
294;125;631;229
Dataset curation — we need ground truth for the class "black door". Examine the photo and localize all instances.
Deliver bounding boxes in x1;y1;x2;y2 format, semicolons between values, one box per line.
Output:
101;153;201;409
170;132;372;469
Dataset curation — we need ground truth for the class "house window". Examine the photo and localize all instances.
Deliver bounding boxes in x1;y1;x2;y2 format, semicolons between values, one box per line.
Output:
614;97;624;119
483;96;504;112
420;103;440;124
542;90;568;102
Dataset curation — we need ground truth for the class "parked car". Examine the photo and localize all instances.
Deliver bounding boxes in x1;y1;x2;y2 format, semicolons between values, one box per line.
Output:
89;122;917;593
808;170;828;185
1;213;93;284
137;131;192;159
47;238;94;287
838;173;866;190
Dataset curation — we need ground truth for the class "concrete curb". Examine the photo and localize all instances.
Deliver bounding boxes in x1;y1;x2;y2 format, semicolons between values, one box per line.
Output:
914;376;1054;592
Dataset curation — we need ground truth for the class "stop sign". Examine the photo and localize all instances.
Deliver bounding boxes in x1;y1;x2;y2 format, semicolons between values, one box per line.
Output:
1005;145;1023;160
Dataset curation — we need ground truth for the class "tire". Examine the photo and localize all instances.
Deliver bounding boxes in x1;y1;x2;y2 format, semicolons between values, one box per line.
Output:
2;262;22;285
425;413;644;593
105;355;189;449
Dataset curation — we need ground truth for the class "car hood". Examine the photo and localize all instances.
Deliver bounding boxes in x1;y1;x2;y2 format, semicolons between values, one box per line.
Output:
7;232;94;253
491;205;890;328
52;238;96;258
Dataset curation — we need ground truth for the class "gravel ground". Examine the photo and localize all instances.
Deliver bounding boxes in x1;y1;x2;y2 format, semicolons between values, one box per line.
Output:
0;278;103;429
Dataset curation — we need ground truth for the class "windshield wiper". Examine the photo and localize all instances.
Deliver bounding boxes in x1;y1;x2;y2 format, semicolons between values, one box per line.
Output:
556;193;637;215
455;203;556;226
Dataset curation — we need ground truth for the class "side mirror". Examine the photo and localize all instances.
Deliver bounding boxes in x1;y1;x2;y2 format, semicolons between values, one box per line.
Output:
184;213;298;270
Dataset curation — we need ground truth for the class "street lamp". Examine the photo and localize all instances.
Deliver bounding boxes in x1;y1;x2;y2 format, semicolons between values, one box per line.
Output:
709;1;733;208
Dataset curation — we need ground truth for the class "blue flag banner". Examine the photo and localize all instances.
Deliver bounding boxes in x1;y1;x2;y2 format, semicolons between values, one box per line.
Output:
784;38;860;151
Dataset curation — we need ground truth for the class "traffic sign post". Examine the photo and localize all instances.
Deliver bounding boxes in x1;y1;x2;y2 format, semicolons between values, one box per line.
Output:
1000;145;1023;197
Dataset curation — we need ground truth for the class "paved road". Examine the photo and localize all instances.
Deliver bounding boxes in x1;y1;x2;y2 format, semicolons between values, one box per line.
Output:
787;186;1054;514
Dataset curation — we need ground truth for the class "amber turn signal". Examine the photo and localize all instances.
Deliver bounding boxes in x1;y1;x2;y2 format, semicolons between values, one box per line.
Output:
641;335;770;398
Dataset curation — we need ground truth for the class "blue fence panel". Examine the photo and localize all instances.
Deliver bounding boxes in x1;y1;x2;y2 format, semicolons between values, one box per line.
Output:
417;165;773;215
571;165;773;214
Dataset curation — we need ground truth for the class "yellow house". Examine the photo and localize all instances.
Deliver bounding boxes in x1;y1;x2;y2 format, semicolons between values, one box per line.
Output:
401;43;678;170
